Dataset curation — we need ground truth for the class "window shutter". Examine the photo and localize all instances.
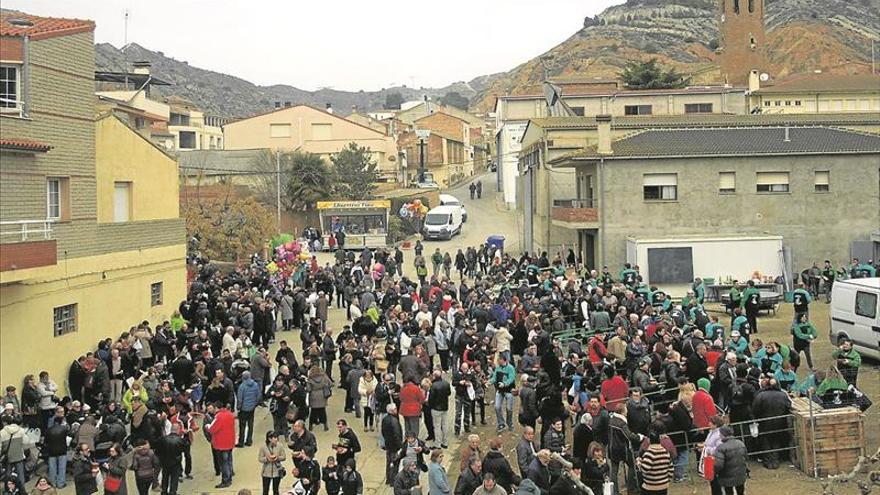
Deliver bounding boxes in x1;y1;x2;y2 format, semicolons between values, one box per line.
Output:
814;171;829;186
643;173;677;186
719;172;736;190
756;172;789;185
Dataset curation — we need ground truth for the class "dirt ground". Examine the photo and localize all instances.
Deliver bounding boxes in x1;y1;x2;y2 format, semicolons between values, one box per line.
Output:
448;300;880;495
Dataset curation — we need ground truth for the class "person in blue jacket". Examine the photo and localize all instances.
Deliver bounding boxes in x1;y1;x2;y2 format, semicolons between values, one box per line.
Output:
236;370;262;447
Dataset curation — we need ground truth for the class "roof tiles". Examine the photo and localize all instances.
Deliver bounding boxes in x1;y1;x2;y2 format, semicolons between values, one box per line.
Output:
0;138;52;152
0;11;94;40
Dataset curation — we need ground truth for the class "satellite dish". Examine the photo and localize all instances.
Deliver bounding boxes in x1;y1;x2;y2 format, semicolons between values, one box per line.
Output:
759;73;770;82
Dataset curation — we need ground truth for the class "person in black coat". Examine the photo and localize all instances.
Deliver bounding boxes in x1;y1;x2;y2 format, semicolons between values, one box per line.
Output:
482;438;521;492
581;442;609;495
70;443;98;495
156;432;185;495
752;380;792;469
685;344;710;384
572;413;594;465
381;405;403;485
526;451;552;495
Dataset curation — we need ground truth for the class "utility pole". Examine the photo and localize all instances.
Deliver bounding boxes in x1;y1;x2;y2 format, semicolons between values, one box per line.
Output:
276;150;282;234
123;9;129;46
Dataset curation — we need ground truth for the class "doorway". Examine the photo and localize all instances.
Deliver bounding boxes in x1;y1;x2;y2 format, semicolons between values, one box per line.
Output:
578;230;596;270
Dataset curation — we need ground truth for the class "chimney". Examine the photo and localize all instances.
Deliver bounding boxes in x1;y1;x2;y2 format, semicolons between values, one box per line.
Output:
325;102;333;114
783;127;791;142
352;105;358;115
748;70;760;92
132;61;151;75
596;114;612;155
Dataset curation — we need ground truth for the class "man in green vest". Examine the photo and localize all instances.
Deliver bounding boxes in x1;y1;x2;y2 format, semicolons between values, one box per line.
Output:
821;260;836;303
692;277;706;305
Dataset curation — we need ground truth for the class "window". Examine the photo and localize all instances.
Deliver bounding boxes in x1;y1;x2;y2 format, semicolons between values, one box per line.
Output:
764;100;770;107
113;182;131;222
643;173;677;200
53;303;78;337
0;65;20;113
774;101;781;106
571;107;585;116
134;117;145;129
719;172;736;194
756;171;789;193
311;123;332;140
624;105;652;116
270;123;291;138
169;112;190;126
685;103;714;114
733;0;740;13
855;291;877;319
814;170;830;192
47;179;61;219
795;100;802;106
785;100;792;106
178;131;196;149
748;0;754;12
151;282;163;306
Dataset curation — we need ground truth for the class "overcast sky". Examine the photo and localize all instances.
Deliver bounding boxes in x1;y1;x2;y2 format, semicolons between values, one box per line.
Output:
6;0;622;91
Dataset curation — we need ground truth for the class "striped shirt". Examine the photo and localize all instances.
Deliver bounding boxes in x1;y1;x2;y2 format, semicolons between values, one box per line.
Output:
638;444;674;491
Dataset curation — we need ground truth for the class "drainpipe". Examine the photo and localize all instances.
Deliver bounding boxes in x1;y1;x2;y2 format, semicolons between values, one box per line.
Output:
544;138;551;256
599;156;606;267
22;35;30;118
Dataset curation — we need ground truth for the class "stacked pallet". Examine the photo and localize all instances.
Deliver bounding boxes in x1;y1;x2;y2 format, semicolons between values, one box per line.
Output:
790;397;866;477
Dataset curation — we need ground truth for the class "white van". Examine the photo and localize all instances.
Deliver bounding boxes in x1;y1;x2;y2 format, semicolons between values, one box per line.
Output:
829;277;880;360
438;193;468;222
422;205;463;240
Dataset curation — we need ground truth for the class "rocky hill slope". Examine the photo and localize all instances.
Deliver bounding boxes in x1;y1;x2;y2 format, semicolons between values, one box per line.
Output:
96;42;496;119
471;0;880;111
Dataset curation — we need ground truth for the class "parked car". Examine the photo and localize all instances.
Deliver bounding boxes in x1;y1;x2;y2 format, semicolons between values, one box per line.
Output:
438;193;467;222
829;277;880;360
422;205;463;240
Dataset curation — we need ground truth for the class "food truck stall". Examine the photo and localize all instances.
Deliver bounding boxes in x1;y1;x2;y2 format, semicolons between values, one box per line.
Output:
316;199;391;249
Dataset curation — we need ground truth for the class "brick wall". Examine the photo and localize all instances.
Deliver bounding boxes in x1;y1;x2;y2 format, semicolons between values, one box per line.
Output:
414;112;468;142
551;206;599;224
0;240;57;271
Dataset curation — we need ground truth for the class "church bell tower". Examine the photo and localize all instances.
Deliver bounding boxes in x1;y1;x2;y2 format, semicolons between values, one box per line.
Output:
718;0;767;85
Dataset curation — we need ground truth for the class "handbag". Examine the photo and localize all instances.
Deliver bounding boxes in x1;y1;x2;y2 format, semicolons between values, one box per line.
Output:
277;464;287;479
602;480;614;495
104;474;122;492
323;386;333;399
700;454;715;481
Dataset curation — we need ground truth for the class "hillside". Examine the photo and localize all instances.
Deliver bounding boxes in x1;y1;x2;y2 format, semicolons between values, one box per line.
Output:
471;0;880;111
96;43;498;119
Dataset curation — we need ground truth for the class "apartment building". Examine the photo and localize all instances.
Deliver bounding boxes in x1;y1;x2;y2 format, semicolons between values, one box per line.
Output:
223;104;399;182
0;12;186;390
519;114;880;272
397;129;467;187
494;83;748;206
750;72;880;114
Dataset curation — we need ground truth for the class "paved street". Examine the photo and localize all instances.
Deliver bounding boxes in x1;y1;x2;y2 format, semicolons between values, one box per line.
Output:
47;171;516;495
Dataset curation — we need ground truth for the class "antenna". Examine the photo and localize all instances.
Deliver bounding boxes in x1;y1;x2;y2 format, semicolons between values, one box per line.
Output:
123;9;130;46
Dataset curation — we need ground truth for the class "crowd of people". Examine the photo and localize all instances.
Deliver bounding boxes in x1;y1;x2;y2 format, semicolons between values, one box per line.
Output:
0;239;873;495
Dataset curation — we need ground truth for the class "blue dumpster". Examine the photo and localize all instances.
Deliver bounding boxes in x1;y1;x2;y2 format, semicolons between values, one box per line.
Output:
486;235;505;250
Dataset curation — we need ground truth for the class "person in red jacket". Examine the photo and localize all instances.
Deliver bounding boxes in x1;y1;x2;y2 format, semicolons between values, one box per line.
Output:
207;402;235;488
588;335;608;371
600;367;629;413
398;379;425;438
692;378;717;434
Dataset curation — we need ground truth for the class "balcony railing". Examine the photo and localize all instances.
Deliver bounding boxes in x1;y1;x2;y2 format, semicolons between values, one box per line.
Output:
552;198;596;208
0;220;54;242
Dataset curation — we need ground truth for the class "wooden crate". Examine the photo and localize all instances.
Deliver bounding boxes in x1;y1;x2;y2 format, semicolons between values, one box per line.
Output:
790;397;866;477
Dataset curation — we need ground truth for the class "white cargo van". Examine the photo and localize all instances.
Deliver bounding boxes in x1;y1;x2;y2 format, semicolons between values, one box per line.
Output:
438;193;467;222
422;205;463;240
829;277;880;360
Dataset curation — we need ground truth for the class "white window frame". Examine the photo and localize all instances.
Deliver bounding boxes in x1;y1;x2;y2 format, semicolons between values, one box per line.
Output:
113;181;132;223
0;64;21;115
46;178;61;219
